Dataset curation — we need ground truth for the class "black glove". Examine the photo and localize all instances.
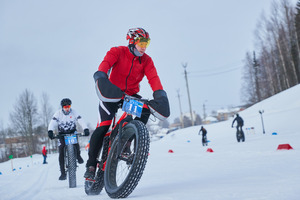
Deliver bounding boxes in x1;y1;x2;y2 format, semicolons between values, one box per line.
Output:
148;90;170;120
94;71;123;103
84;128;90;136
48;130;54;140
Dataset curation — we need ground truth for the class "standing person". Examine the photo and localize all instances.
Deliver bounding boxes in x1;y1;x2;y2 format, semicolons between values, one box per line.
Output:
42;146;47;164
84;27;170;178
48;98;90;180
231;113;244;132
198;126;208;146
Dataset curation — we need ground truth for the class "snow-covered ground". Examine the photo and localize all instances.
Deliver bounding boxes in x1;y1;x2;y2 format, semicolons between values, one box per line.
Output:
1;85;300;200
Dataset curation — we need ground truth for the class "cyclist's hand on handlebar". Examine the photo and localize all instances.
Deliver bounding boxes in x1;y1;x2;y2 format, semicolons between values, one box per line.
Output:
84;128;90;136
148;90;170;120
48;130;54;140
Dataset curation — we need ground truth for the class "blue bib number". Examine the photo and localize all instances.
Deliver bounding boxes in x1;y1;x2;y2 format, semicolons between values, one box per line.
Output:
122;99;144;118
65;135;78;145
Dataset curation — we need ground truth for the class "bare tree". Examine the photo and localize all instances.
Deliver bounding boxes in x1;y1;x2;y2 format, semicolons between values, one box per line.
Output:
9;89;39;155
39;92;55;152
241;51;257;105
294;0;300;79
279;0;299;84
0;121;7;162
242;0;299;106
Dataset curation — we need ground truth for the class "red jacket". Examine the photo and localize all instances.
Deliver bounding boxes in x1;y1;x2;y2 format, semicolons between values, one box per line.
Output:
98;46;163;95
42;146;47;156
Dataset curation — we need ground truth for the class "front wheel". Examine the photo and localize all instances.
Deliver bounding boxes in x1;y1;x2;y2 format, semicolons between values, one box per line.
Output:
104;120;150;198
66;144;77;188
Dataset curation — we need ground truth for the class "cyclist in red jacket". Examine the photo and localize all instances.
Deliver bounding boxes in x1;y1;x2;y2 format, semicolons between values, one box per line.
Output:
84;27;170;178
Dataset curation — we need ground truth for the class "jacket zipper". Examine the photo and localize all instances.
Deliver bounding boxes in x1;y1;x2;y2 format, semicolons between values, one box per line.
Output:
124;57;135;93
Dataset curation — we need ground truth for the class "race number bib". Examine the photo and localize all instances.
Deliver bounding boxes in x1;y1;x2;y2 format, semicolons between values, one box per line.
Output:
65;135;78;145
122;99;144;118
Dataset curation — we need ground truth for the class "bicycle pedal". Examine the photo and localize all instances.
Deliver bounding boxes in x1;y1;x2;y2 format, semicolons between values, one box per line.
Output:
85;178;96;182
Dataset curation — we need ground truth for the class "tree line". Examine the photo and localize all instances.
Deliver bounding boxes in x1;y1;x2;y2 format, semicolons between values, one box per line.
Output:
242;0;300;105
0;89;170;163
0;89;57;162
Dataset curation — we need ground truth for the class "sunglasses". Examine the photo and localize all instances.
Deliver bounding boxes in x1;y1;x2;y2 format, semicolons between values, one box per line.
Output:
135;37;150;48
63;105;71;109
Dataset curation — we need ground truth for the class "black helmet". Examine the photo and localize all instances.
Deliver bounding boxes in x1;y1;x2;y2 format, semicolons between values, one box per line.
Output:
60;98;72;107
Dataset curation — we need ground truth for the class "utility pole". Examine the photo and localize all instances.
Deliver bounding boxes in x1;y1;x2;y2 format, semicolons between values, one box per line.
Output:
183;63;194;126
203;103;207;120
259;110;265;134
253;51;261;102
176;89;184;128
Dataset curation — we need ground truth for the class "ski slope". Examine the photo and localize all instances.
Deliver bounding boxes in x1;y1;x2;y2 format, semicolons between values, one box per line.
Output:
1;85;300;200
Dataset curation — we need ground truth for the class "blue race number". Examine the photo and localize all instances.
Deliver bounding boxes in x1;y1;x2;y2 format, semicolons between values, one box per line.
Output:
65;135;78;145
122;99;144;118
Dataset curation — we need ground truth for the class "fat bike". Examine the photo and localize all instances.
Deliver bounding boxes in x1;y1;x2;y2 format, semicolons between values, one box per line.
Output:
85;95;154;198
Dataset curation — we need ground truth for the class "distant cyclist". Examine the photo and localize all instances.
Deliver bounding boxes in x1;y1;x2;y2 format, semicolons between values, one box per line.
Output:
198;126;208;146
231;114;244;132
48;98;90;180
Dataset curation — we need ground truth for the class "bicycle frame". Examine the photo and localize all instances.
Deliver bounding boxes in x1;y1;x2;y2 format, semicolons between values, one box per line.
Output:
100;97;149;171
85;96;152;197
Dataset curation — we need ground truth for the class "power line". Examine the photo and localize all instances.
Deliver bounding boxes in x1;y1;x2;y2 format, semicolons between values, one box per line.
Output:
192;62;241;72
189;66;242;77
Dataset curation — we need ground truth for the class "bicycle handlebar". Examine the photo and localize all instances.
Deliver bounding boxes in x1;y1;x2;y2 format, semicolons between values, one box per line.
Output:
53;131;83;139
123;95;149;104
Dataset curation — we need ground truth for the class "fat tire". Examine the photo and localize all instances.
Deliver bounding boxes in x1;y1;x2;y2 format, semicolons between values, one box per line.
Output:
85;136;110;195
241;130;245;142
202;136;208;146
104;120;150;198
67;144;77;188
236;131;240;142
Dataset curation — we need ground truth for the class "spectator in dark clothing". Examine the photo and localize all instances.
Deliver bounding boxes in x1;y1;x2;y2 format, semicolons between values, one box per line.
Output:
232;114;244;132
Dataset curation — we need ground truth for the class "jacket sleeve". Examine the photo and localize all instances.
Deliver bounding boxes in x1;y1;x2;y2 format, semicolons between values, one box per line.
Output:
94;71;123;102
73;110;88;130
144;57;163;92
98;47;120;73
232;118;236;126
77;117;88;130
48;111;59;131
95;47;123;102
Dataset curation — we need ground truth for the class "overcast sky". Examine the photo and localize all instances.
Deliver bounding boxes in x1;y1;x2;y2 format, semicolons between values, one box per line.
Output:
1;0;297;128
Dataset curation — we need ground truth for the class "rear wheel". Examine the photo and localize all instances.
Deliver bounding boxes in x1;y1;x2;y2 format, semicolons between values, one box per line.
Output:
202;136;207;146
85;136;110;195
241;130;245;142
104;120;150;198
236;130;241;142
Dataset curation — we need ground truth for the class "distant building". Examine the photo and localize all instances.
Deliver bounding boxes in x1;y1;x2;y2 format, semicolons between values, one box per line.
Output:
216;107;243;121
202;116;218;124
